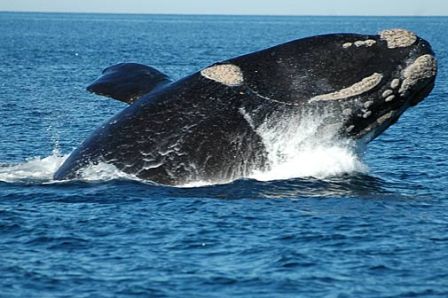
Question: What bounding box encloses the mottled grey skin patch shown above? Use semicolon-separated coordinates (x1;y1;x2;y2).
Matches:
399;54;437;96
377;111;395;125
363;111;372;118
309;73;383;102
201;64;244;86
346;125;355;132
380;29;417;49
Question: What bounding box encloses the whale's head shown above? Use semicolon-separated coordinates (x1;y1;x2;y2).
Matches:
232;29;437;143
312;29;438;143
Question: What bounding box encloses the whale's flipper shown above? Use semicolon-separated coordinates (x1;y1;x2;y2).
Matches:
87;63;171;104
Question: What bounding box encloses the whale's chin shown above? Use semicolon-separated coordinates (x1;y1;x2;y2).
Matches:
410;80;436;107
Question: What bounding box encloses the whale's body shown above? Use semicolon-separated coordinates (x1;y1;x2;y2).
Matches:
54;29;437;185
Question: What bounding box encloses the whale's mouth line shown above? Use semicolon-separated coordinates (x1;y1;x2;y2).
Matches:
245;86;301;107
351;75;436;142
245;68;436;144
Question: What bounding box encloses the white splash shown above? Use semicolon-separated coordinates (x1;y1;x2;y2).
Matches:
0;150;68;183
250;110;367;181
180;180;220;188
0;110;367;185
0;149;138;184
76;162;140;182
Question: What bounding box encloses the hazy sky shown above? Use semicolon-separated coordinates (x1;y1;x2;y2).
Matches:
1;0;447;16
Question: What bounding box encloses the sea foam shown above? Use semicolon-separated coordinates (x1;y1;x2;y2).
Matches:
0;111;367;185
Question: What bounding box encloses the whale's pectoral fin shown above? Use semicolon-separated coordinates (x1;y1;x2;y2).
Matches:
86;63;171;104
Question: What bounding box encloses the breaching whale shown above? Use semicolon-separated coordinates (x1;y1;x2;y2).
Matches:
54;29;437;185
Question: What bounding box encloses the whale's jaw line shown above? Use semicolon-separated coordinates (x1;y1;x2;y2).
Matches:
355;74;436;145
336;36;438;144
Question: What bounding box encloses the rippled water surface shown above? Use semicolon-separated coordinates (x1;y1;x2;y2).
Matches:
0;13;447;297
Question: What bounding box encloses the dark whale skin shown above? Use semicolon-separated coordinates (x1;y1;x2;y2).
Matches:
55;74;268;185
54;31;436;185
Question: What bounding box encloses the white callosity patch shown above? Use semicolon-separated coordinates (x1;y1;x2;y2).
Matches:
380;29;417;49
354;39;376;47
399;55;437;96
343;40;376;48
364;101;374;108
200;64;244;86
390;79;401;89
382;89;393;98
309;73;383;102
385;95;395;102
363;111;372;118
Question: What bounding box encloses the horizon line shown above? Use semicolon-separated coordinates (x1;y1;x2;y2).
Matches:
1;10;447;17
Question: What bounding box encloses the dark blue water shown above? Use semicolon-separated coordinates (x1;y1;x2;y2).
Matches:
1;13;447;297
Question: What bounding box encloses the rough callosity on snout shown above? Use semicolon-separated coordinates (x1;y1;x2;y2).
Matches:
399;55;437;96
380;29;417;49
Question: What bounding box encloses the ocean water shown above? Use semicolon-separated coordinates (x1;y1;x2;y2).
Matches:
0;12;447;297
